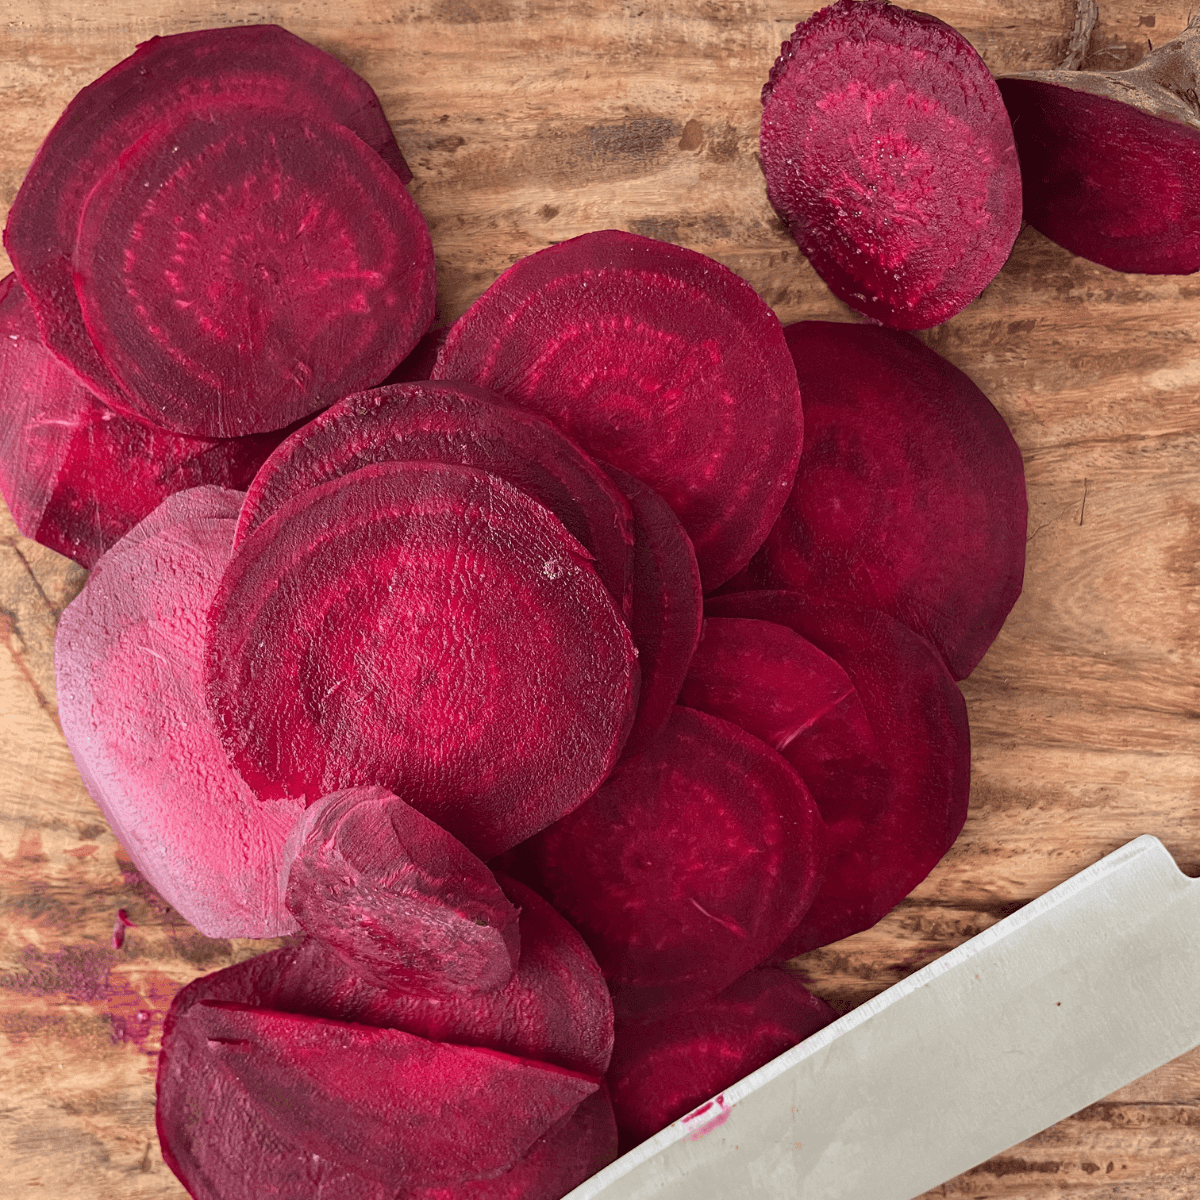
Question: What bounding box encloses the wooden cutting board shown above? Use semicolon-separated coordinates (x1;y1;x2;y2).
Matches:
2;0;1199;1196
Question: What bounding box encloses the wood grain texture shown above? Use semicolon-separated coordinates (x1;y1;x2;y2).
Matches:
3;1;1200;1196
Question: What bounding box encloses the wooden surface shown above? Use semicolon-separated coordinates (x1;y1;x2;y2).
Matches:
3;0;1200;1196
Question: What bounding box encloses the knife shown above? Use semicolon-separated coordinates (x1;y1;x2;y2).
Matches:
567;834;1200;1199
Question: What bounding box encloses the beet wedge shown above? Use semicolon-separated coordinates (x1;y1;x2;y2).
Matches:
431;229;803;591
4;24;410;412
746;322;1027;680
760;0;1022;328
206;460;638;859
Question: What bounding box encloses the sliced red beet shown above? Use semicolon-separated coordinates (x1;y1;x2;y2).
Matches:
707;592;970;956
206;461;637;858
4;24;410;411
760;0;1022;328
71;107;434;438
282;786;521;998
55;487;304;937
607;968;836;1149
0;273;287;567
504;706;826;1018
234;379;634;616
745;322;1026;680
431;229;803;590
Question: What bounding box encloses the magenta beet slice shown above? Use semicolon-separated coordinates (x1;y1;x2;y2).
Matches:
206;461;637;858
604;465;703;758
235;379;634;616
708;592;970;955
746;322;1026;680
0;274;286;567
282;786;521;997
506;706;826;1017
4;24;410;410
431;229;803;590
760;0;1021;328
71;108;434;438
55;487;304;937
608;968;836;1149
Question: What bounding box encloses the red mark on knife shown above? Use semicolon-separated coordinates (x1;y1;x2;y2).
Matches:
683;1093;731;1140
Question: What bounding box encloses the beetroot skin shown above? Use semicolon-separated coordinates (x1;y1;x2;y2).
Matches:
760;0;1022;328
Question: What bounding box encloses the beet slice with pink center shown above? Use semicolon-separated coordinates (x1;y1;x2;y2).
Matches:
431;229;803;590
4;24;410;411
282;786;521;998
55;487;304;938
745;322;1026;680
607;968;836;1149
235;379;634;617
760;0;1021;328
206;460;637;858
707;592;970;956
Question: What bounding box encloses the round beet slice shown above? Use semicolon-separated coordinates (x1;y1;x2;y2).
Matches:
760;0;1022;329
235;380;634;617
72;108;435;437
746;322;1027;680
206;460;637;859
431;229;803;591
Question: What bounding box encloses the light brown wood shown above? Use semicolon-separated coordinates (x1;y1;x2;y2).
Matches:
3;1;1200;1197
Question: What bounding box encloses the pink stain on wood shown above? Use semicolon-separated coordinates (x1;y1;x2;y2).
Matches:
682;1093;732;1140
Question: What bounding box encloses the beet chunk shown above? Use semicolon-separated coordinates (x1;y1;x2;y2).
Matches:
746;322;1027;680
282;786;521;998
607;968;836;1149
760;0;1021;328
431;229;803;590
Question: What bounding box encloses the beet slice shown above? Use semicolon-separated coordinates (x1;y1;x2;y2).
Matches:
206;460;637;858
71;107;434;438
4;24;410;410
707;592;970;956
607;968;836;1149
760;0;1022;328
383;324;451;384
745;322;1026;680
55;487;304;937
234;379;634;617
282;786;521;998
999;21;1200;274
431;229;803;590
506;706;826;1017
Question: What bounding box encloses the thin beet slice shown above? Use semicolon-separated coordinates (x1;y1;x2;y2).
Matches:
760;0;1022;328
746;322;1027;680
707;592;970;956
282;786;521;998
4;24;409;410
608;968;836;1149
604;465;703;757
506;706;826;1018
431;229;803;590
235;379;634;617
55;487;304;937
0;274;287;567
72;108;434;438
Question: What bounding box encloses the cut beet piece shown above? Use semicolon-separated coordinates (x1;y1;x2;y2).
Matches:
0;273;287;567
234;379;634;617
707;592;970;956
383;324;451;384
760;0;1022;328
55;487;304;937
999;21;1200;274
607;968;836;1149
4;24;410;411
206;461;637;858
745;322;1026;680
604;465;703;758
71;108;434;438
282;786;521;998
431;229;803;590
505;706;826;1018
